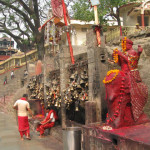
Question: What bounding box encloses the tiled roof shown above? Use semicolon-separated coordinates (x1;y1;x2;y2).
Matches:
0;37;11;41
0;55;10;61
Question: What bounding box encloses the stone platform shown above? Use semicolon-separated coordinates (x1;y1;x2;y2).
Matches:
82;122;150;150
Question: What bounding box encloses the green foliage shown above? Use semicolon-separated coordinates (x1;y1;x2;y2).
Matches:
71;0;137;25
71;0;94;21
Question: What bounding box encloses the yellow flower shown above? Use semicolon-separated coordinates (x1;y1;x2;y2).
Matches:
103;69;120;84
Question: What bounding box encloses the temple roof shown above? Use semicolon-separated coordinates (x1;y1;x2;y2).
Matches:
0;55;10;61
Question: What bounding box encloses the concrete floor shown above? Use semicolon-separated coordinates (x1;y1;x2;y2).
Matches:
0;112;63;150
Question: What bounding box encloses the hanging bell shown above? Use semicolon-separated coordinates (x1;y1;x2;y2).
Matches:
68;88;71;92
83;68;87;73
84;75;88;81
70;74;75;80
58;102;61;108
75;102;79;111
70;86;74;92
74;71;78;75
80;80;85;86
48;102;51;107
55;101;58;107
85;82;88;87
81;74;85;80
75;94;79;98
77;84;82;89
75;106;79;111
41;101;44;105
85;96;88;101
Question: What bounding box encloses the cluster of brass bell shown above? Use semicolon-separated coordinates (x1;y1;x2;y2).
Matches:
27;76;44;100
45;75;61;108
64;67;89;111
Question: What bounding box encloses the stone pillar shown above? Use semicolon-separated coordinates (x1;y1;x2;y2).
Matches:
86;29;108;124
59;45;71;129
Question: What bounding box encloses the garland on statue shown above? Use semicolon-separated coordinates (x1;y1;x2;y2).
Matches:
103;69;120;84
106;75;125;124
113;48;119;63
121;37;127;53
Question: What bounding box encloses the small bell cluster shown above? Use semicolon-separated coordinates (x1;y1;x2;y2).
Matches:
27;75;44;100
45;71;61;108
64;64;89;111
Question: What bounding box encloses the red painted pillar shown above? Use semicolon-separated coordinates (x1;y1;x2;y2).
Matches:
120;26;122;36
141;8;145;29
141;14;145;28
61;0;75;64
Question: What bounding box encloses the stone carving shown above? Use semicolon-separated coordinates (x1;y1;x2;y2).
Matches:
103;37;149;128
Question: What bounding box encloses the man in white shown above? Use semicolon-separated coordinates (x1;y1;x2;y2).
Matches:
13;94;33;140
11;70;14;79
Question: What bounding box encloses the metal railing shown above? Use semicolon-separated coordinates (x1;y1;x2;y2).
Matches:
105;26;150;43
0;49;38;74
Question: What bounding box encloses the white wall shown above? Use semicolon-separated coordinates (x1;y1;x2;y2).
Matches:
71;27;87;46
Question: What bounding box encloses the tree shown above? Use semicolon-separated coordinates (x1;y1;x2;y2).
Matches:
0;0;50;60
71;0;94;22
71;0;137;25
101;0;137;26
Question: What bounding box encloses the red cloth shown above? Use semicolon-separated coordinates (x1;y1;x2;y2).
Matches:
35;60;42;75
51;0;64;18
18;116;30;137
20;97;27;101
36;122;55;135
36;110;58;135
43;110;58;123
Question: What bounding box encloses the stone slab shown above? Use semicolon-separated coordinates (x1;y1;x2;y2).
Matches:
83;122;150;150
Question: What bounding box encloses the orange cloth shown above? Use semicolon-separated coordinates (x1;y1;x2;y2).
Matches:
35;60;42;75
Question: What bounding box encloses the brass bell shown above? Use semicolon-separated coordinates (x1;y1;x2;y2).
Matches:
70;74;75;80
80;80;85;86
58;102;61;107
76;85;82;92
85;83;88;87
75;106;79;111
75;94;79;98
81;74;85;79
68;88;71;92
85;96;88;101
75;71;78;75
84;75;88;81
75;102;79;111
48;102;51;107
41;101;44;105
55;101;58;107
74;90;78;95
83;68;87;73
70;86;74;91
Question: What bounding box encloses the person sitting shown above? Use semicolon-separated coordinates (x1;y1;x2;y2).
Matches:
36;106;58;138
135;23;142;33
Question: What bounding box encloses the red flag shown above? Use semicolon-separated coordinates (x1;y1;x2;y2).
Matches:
51;0;64;18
